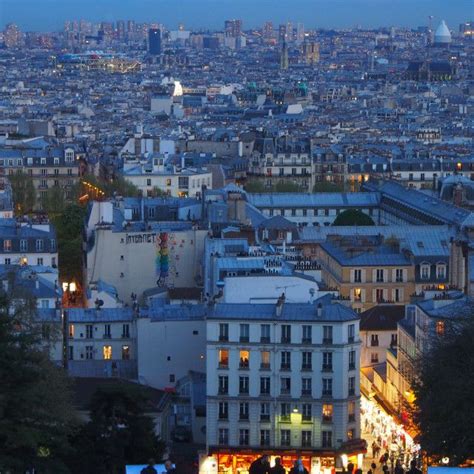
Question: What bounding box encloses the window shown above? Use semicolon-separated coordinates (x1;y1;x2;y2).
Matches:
436;265;446;280
371;334;379;347
436;321;445;336
349;350;356;370
218;429;229;445
302;352;312;370
20;239;27;252
218;402;228;420
376;269;384;282
260;402;270;421
281;351;291;370
281;402;291;420
353;288;362;302
347;429;355;440
322;403;333;422
239;350;249;369
240;323;249;342
395;268;404;282
122;345;130;360
239;402;249;420
348;376;356;396
281;325;291;343
302;403;312;422
3;240;12;252
260;377;270;395
371;353;379;363
261;351;270;369
322;431;332;448
4;258;10;265
348;401;356;422
239;429;249;446
219;349;229;368
85;346;93;360
280;429;291;446
36;239;44;251
218;376;228;394
68;346;74;360
239;376;249;394
323;325;333;344
260;429;270;446
122;324;130;338
302;325;312;343
376;288;384;302
280;377;291;395
104;324;111;338
322;378;332;396
260;324;270;343
219;323;229;341
37;258;43;266
86;325;93;338
302;431;312;448
68;324;75;338
354;269;362;283
390;333;397;347
103;345;112;360
348;324;355;343
421;265;430;280
322;352;333;371
302;377;312;396
147;178;152;186
394;288;402;303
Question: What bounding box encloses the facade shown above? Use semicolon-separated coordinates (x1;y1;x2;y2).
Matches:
122;155;213;198
148;28;161;55
0;217;58;268
314;236;415;312
85;202;208;304
204;298;365;474
0;141;83;209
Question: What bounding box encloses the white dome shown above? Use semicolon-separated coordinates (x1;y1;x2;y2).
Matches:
434;20;452;44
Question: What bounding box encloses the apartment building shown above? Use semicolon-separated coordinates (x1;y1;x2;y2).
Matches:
315;235;415;312
204;297;365;474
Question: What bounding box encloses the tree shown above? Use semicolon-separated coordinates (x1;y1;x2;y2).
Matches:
412;317;474;465
332;209;375;226
0;286;75;473
81;174;141;199
273;181;303;193
313;181;345;193
51;205;88;283
67;383;165;474
9;172;36;213
244;179;265;193
42;186;66;215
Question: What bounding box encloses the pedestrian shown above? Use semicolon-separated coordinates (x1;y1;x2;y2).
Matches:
407;461;421;474
141;459;158;474
250;455;271;474
270;458;286;474
394;460;404;474
347;462;355;474
369;462;377;474
289;459;308;474
382;464;389;474
164;460;177;474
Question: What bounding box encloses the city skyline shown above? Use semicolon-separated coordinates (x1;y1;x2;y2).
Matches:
0;0;471;31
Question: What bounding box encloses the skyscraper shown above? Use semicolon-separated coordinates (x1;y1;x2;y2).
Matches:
280;42;289;70
224;19;242;38
148;28;161;55
263;21;273;40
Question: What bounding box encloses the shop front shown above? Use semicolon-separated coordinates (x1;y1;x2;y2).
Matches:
199;442;366;474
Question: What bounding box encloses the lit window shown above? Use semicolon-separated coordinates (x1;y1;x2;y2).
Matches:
239;350;249;368
353;288;362;302
166;178;172;186
322;404;333;422
103;345;112;360
435;321;445;336
69;324;74;338
261;350;270;369
218;349;229;368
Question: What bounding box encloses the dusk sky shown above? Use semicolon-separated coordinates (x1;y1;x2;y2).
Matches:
0;0;472;31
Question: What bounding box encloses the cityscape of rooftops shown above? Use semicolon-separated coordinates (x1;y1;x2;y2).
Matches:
0;1;473;473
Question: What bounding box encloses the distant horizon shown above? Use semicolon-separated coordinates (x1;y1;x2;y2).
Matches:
0;0;471;32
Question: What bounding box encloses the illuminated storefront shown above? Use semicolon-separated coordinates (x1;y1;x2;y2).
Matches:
200;442;366;474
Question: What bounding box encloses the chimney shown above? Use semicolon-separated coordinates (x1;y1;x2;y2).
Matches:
275;292;285;317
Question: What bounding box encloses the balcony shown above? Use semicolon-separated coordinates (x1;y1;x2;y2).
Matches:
218;363;229;369
280;364;291;371
218;335;229;342
301;389;312;396
348;336;355;343
301;338;312;345
103;334;112;339
240;336;249;343
281;337;291;344
322;390;332;397
239;414;249;421
260;414;270;422
322;416;333;424
322;338;333;345
218;388;228;395
322;365;333;372
260;363;271;370
301;365;312;371
349;363;356;371
260;337;271;343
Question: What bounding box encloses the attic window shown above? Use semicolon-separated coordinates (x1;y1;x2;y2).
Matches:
417;242;424;248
